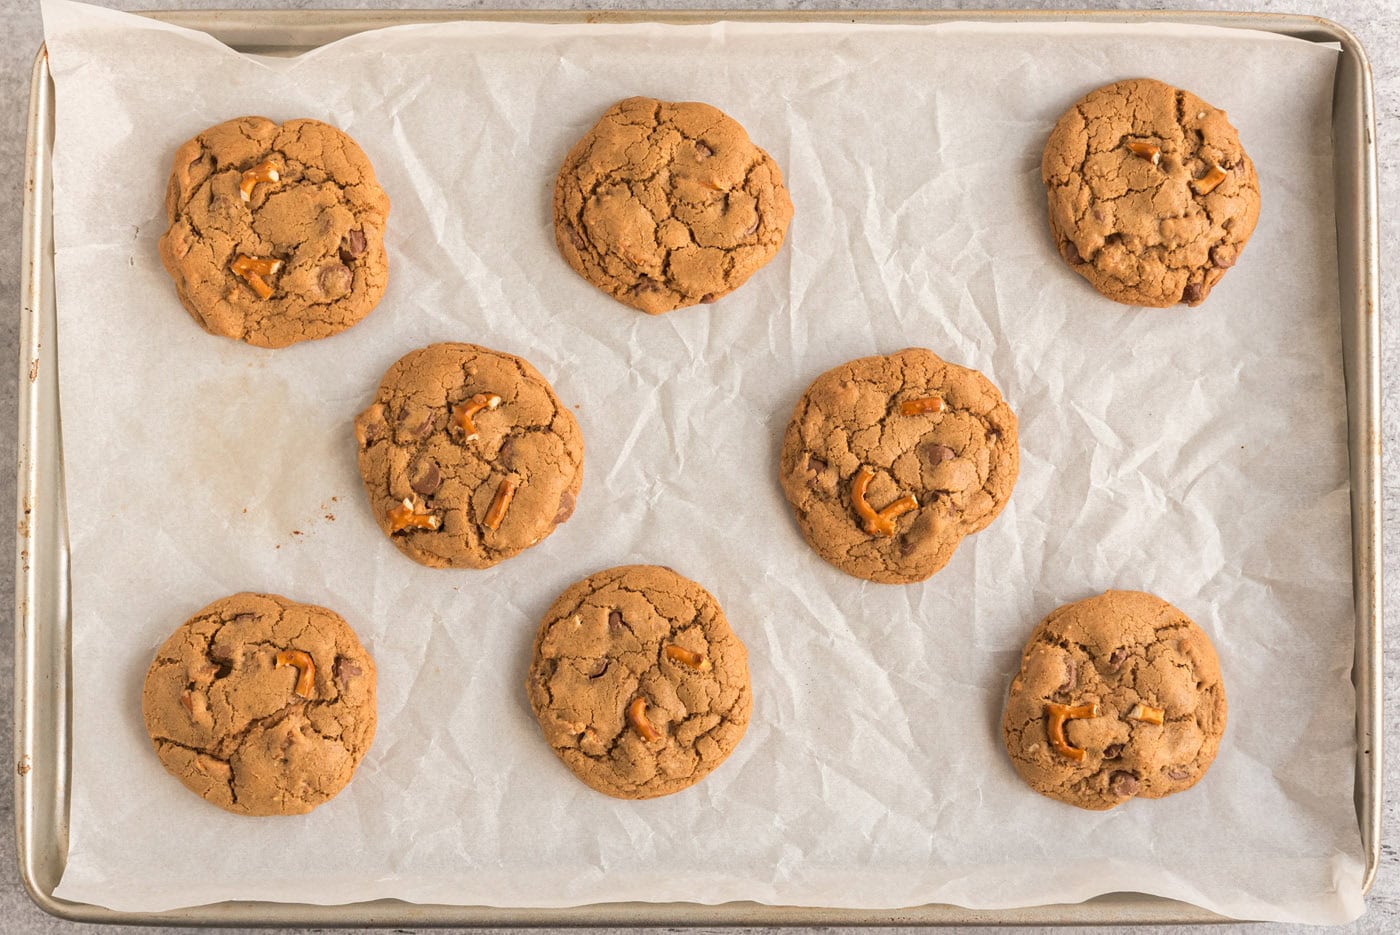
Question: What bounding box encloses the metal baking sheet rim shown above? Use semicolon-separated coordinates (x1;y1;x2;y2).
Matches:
13;8;1381;927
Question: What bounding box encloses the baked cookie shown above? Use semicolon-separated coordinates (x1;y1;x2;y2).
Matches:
1001;590;1227;811
553;96;794;314
157;116;390;348
141;592;377;816
526;565;752;799
778;348;1019;584
354;343;583;569
1042;78;1260;307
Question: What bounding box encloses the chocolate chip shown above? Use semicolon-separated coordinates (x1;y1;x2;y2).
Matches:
319;263;353;296
633;276;663;295
608;610;625;636
922;442;955;465
745;216;760;237
410;461;441;496
498;437;515;467
1060;657;1077;693
211;657;234;680
1108;647;1128;672
1109;770;1140;797
1062;240;1086;265
553;489;576;525
1181;281;1204;304
587;659;609;679
806;455;828;474
1102;743;1123;760
355;405;386;445
398;408;433;440
339;227;367;264
695;141;713;159
229;614;254;626
334;656;362;689
568;225;586;251
1210;244;1236;268
1166;766;1191;781
699;293;718;304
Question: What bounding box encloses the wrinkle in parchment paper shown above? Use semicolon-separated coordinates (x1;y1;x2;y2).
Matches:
41;0;1362;923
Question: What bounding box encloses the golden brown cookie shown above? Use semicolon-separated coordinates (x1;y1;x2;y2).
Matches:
354;342;584;569
141;592;377;816
553;96;794;314
1002;590;1227;811
157;116;390;347
526;565;752;799
1042;78;1260;307
778;348;1019;584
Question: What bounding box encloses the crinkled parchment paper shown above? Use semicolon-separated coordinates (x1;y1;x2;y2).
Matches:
41;0;1362;922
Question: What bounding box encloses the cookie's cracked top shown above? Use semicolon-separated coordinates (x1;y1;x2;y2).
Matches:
526;565;752;799
141;592;377;816
779;348;1020;584
157;116;391;348
354;342;584;570
1042;78;1260;308
553;96;794;314
1001;590;1227;811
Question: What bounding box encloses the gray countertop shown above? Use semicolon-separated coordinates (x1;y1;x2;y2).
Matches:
1;0;1394;932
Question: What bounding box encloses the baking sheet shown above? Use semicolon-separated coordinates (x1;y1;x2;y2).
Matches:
40;0;1364;923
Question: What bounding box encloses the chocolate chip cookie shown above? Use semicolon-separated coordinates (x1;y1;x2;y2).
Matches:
141;592;377;816
1001;590;1227;811
526;565;752;799
157;116;391;348
355;342;584;569
1042;78;1260;307
553;96;794;314
778;348;1019;584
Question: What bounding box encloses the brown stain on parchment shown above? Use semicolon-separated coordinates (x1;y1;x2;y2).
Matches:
173;369;348;549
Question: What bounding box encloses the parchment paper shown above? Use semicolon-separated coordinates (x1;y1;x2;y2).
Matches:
41;0;1363;923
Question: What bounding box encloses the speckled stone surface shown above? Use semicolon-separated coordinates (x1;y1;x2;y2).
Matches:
0;1;1393;932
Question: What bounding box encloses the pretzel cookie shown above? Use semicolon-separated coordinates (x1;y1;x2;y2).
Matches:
779;348;1019;584
158;116;390;347
1042;78;1259;307
142;592;377;816
526;565;751;799
354;343;583;569
554;96;793;314
1002;590;1227;810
